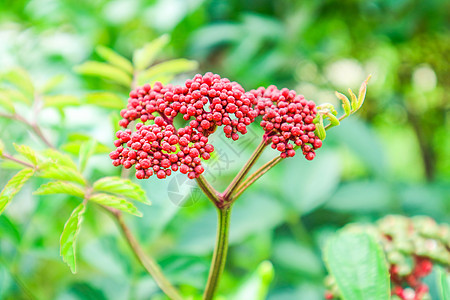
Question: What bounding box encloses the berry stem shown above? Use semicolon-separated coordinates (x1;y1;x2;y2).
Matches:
108;208;183;300
196;174;221;205
232;118;346;200
203;206;232;300
232;155;282;200
222;139;267;200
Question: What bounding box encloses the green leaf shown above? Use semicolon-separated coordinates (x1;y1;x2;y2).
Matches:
61;135;111;156
74;61;132;87
0;139;4;156
60;203;86;273
327;113;340;127
0;215;21;243
34;181;84;198
437;266;450;300
43;95;80;108
315;115;326;140
41;149;78;170
133;35;170;70
13;143;38;166
41;74;65;94
335;91;351;116
39;165;85;185
324;232;390;300
357;75;371;110
79;139;97;172
85;92;125;109
89;193;142;217
348;88;358;112
234;261;275;300
110;112;121;137
2;68;34;99
0;92;15;113
138;59;198;83
92;176;150;204
3;89;31;105
96;45;133;74
0;168;34;215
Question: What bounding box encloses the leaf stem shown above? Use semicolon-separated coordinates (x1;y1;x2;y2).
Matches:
107;208;183;300
203;206;232;300
1;153;36;169
0;112;54;148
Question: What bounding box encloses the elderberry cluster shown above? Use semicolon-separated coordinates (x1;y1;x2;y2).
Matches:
391;256;433;300
249;85;322;160
110;73;325;180
324;215;450;300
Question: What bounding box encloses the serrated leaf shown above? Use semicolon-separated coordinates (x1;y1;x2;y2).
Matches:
133;35;170;70
0;169;34;215
2;68;34;99
60;203;86;273
348;88;358;112
13;143;38;166
324;232;390;300
74;61;132;87
139;59;198;83
437;266;450;300
96;45;133;74
41;149;78;170
0;92;15;113
327;113;340;127
92;176;150;204
39;165;85;185
79;139;97;172
335;91;351;116
34;181;84;198
89;193;142;217
41;74;65;94
43;95;80;108
85;92;125;109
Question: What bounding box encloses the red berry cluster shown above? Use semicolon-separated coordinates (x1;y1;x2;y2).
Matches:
110;73;262;180
110;73;324;179
249;85;322;159
391;256;433;300
172;73;258;140
110;118;214;179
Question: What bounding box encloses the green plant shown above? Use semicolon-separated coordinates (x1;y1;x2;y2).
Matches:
1;36;447;300
324;215;450;300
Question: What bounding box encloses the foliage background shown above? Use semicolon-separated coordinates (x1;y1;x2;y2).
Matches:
0;0;449;299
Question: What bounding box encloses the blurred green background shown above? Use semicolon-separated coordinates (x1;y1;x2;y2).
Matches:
0;0;449;299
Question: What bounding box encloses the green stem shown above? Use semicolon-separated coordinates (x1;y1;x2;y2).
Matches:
222;139;267;200
232;156;282;201
111;209;183;300
196;175;220;206
203;206;232;300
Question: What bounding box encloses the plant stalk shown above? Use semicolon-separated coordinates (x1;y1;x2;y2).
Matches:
112;210;183;300
203;206;232;300
222;139;267;200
